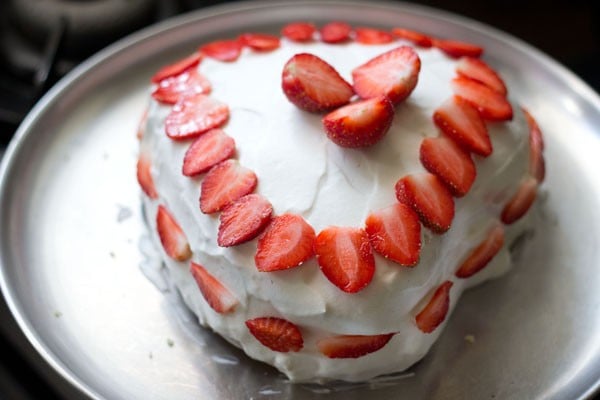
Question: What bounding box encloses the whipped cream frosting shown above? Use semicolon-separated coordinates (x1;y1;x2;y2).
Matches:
139;38;534;382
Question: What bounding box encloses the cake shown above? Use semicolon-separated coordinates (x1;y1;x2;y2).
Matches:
136;22;545;382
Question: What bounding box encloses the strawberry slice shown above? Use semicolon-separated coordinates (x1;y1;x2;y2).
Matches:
392;28;433;47
152;68;212;105
433;95;492;157
365;203;421;266
315;226;375;293
317;333;394;359
320;21;352;43
419;136;477;197
190;262;238;313
200;160;257;214
281;53;354;113
136;107;148;140
245;317;303;352
456;57;507;96
452;77;513;121
282;22;316;42
151;52;202;83
218;194;273;247
433;38;483;58
415;281;453;333
355;27;395;44
239;33;281;51
352;45;421;104
200;39;243;62
136;151;158;199
395;173;455;234
523;108;545;182
455;224;505;278
255;214;316;271
156;205;192;261
165;93;229;140
501;177;538;225
322;96;394;148
182;129;235;176
522;108;545;150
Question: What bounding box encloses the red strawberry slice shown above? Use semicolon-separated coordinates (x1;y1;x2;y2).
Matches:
456;57;507;96
136;151;158;199
355;27;394;44
281;53;354;113
452;77;513;121
245;317;303;352
415;281;453;333
419;136;477;197
433;95;492;156
433;38;483;58
151;52;202;83
352;45;421;104
239;33;281;51
165;93;229;140
200;39;243;62
392;28;433;47
322;96;394;148
282;22;316;42
152;68;212;105
314;226;375;293
317;333;394;359
320;21;352;43
522;108;545;150
501;177;538;225
200;160;257;214
218;194;273;247
365;203;421;266
182;129;235;176
190;262;238;313
523;108;545;182
395;173;455;234
156;205;192;261
255;214;316;271
455;224;505;278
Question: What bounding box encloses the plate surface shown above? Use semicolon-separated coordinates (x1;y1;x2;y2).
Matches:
2;1;600;399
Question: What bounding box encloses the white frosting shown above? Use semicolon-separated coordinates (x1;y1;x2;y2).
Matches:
140;38;534;382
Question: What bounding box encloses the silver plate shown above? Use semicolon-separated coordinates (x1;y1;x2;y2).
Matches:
2;1;600;399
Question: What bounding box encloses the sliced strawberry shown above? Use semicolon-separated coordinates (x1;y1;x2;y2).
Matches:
433;38;483;58
352;45;421;104
455;224;505;278
320;21;352;43
522;108;545;150
199;160;257;214
452;77;513;121
137;107;148;140
365;203;421;266
391;28;433;47
322;96;394;148
200;39;243;62
419;136;477;197
255;214;316;271
395;173;455;234
190;262;238;313
355;27;395;44
317;333;394;359
315;226;375;293
136;151;158;199
151;52;202;83
156;205;192;261
501;177;538;225
152;68;212;105
165;93;229;140
282;22;316;42
218;194;273;247
433;95;492;156
282;53;354;113
456;57;507;96
182;129;235;176
523;108;545;182
245;317;303;352
415;281;453;333
239;33;280;51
